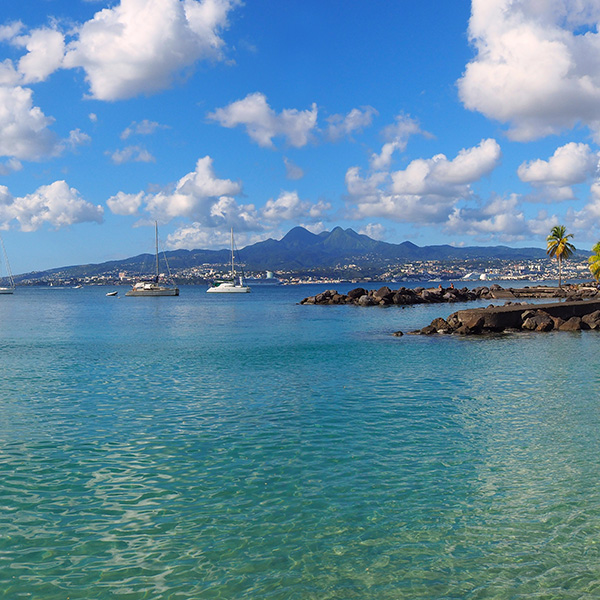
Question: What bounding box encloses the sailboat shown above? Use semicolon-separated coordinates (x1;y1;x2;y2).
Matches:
207;228;251;293
0;233;15;294
126;222;179;297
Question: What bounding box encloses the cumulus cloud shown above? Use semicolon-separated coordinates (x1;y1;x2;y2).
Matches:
518;142;598;188
391;138;501;195
0;86;60;160
63;0;240;100
0;180;103;231
359;222;387;240
106;191;145;216
108;146;155;165
345;139;502;226
14;28;65;84
446;194;558;241
261;190;330;223
370;114;429;171
571;180;600;233
208;92;318;148
166;222;269;250
458;0;600;140
107;155;244;223
325;106;377;141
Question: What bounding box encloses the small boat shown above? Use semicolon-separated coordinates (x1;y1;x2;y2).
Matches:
106;291;118;297
126;222;179;297
0;233;15;294
207;228;251;293
73;285;83;289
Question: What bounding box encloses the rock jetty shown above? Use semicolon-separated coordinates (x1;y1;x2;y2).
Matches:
300;284;598;307
406;299;600;336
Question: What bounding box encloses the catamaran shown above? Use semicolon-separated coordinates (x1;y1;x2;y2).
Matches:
207;228;251;293
126;222;179;297
0;233;15;294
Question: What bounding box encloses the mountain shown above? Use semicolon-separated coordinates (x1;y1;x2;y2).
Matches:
15;226;579;282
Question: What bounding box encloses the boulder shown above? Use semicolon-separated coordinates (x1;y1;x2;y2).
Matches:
521;311;554;332
373;286;392;300
419;324;438;335
559;316;583;331
347;287;367;300
357;294;375;307
582;310;600;329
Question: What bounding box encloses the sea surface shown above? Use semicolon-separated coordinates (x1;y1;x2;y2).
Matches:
1;283;600;599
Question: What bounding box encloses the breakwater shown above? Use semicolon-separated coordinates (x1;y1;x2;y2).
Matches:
300;284;598;307
406;299;600;336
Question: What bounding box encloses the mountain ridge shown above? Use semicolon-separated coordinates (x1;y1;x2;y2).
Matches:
13;226;585;282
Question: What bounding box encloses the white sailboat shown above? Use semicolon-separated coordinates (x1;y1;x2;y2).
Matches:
207;228;251;293
126;222;179;297
0;233;15;294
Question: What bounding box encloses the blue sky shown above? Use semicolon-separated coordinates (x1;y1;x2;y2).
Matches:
2;0;600;273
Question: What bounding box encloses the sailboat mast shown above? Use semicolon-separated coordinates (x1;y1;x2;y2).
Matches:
230;227;234;277
155;221;160;281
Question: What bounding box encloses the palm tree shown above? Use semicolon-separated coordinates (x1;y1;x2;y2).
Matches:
589;242;600;282
546;225;575;288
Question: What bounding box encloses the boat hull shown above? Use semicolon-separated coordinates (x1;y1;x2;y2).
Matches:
126;287;179;296
207;284;250;293
0;287;14;294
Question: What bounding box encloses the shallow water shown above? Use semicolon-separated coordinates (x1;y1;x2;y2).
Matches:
1;284;600;599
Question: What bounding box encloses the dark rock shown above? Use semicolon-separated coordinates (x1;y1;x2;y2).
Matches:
430;317;450;331
522;311;554;331
373;286;392;300
357;294;375;307
392;330;403;337
347;287;367;300
559;316;582;331
461;314;485;333
419;325;438;335
582;310;600;329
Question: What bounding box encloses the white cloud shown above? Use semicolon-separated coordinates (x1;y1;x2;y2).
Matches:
518;142;598;186
107;156;243;223
0;158;22;176
345;139;502;226
208;92;318;148
261;190;330;223
0;86;60;160
63;0;240;101
106;191;145;216
0;180;103;231
121;119;168;139
391;139;501;195
109;145;155;165
446;194;557;241
0;59;20;86
165;222;267;250
359;223;387;240
283;157;304;180
326;106;377;141
66;129;91;150
571;180;600;233
370;114;428;170
89;113;98;123
14;28;65;84
458;0;600;141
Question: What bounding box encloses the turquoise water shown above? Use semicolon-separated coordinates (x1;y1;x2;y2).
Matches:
1;284;600;599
